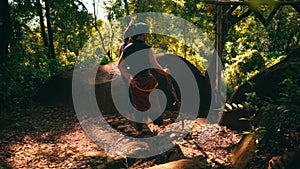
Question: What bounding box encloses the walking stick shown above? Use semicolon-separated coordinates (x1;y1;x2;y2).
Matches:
164;65;184;129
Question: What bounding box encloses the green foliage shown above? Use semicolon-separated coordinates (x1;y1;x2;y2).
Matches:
77;20;121;68
0;0;94;111
0;57;53;111
223;102;244;112
3;0;299;113
223;13;269;90
50;0;93;65
241;71;300;154
103;1;299;94
224;92;267;137
279;77;300;104
223;5;299;92
257;102;300;155
279;60;300;104
267;6;300;52
148;34;207;73
100;55;113;65
224;49;266;89
103;0;214;72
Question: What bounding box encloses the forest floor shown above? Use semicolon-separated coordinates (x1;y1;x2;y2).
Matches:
0;105;243;169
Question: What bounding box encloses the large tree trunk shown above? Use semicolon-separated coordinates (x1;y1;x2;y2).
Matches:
45;0;56;59
36;0;49;52
0;0;11;63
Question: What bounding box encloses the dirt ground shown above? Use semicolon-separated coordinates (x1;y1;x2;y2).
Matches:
0;105;243;169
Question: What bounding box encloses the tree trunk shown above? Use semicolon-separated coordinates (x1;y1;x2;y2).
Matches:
123;0;130;15
36;0;49;53
0;0;11;63
92;0;112;61
45;0;56;59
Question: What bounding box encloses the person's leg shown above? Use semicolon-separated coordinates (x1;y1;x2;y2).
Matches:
130;87;146;134
153;116;163;126
121;76;134;120
128;90;135;121
148;90;164;126
134;110;144;131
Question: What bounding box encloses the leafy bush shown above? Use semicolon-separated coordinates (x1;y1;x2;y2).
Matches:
224;49;266;90
0;55;66;111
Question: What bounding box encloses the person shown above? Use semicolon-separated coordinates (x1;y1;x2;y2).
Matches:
117;22;169;135
118;20;137;123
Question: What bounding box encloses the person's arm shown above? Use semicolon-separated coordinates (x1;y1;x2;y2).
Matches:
148;49;169;75
117;55;132;81
118;42;124;57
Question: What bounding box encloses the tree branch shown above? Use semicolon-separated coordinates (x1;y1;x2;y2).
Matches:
248;5;266;26
265;4;280;26
92;0;110;60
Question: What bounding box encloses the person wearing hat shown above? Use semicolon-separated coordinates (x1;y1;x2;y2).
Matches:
118;22;169;136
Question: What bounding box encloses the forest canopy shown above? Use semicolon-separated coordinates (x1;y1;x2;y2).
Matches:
0;0;299;111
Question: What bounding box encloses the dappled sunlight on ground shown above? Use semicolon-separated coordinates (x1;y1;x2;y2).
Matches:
0;106;108;168
0;105;243;168
6;129;106;168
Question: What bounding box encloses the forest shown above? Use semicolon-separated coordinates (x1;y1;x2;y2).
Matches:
0;0;300;168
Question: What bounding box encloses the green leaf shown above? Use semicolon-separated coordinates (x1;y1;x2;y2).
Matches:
225;103;233;110
238;104;244;109
255;126;266;131
242;131;252;135
239;118;249;121
232;103;238;109
259;130;267;134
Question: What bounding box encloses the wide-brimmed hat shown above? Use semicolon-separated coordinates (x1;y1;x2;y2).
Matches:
134;22;149;35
